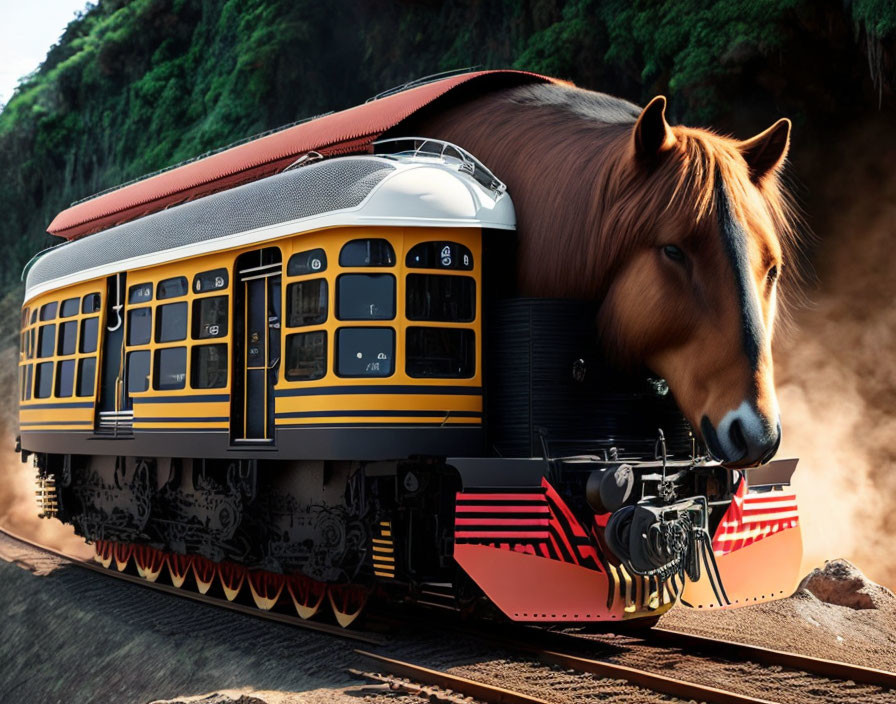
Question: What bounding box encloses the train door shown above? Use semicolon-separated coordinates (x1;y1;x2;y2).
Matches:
231;248;282;443
98;272;129;431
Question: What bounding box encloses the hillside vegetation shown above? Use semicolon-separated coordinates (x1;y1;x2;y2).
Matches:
0;0;893;338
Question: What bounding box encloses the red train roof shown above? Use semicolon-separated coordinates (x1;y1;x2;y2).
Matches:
49;70;557;240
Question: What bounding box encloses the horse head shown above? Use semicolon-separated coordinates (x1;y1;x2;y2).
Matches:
412;82;796;467
597;97;794;467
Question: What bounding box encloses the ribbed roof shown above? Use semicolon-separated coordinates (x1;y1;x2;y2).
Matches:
48;70;554;240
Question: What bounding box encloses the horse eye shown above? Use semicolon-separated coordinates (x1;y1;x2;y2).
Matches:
767;265;779;283
662;245;685;263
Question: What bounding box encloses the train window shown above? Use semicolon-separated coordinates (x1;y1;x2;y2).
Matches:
21;307;29;328
58;321;78;356
406;275;475;322
287;279;327;327
127;308;152;346
61;297;80;318
38;325;56;358
80;318;99;354
29;328;35;358
192;296;228;339
191;344;228;388
193;268;229;293
158;276;188;300
154;347;187;390
337;274;395;320
40;302;58;321
24;364;33;401
339;239;395;267
156;302;188;343
406;328;475;378
128;283;153;304
82;293;101;314
77;358;96;397
285;331;327;381
288;249;327;276
35;362;53;398
19;366;26;401
336;328;394;377
56;359;75;398
126;350;151;394
406;242;474;270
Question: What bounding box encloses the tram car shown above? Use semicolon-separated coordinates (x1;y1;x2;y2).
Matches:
16;71;803;627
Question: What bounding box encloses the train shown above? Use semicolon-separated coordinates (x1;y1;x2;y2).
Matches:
16;70;803;627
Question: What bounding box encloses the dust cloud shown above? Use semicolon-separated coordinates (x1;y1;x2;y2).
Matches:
777;115;896;588
0;346;90;557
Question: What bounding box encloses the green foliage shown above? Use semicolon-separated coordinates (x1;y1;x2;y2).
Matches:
0;0;894;303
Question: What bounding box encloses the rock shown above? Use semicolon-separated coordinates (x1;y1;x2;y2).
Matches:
149;694;269;704
798;559;895;610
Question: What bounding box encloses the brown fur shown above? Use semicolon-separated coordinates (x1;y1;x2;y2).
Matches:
408;83;799;457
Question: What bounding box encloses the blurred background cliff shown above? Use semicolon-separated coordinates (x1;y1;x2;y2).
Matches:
0;0;894;583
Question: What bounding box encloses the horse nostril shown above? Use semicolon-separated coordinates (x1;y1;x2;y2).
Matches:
728;418;747;457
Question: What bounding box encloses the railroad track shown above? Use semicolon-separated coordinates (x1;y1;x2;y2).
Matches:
4;526;896;704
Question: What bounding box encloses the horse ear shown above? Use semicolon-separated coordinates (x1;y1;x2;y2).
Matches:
633;96;675;161
740;118;791;182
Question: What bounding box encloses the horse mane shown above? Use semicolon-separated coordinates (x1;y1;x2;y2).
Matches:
410;82;801;305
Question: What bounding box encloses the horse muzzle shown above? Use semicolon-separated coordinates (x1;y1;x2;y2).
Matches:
700;402;781;468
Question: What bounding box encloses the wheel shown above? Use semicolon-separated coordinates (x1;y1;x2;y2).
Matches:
286;574;327;620
134;545;166;582
327;583;369;628
167;553;193;588
94;540;113;568
217;562;247;601
113;542;134;572
192;556;216;594
248;570;285;610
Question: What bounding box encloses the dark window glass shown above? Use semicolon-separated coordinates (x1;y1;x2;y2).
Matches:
58;321;77;356
339;239;395;267
77;358;96;397
82;293;101;314
38;325;56;358
285;331;327;381
191;344;228;389
24;364;33;401
128;308;152;346
406;241;474;270
129;283;153;303
40;302;57;321
407;328;475;378
154;347;187;390
21;307;29;328
35;362;53;398
336;328;394;377
80;318;99;354
193;268;229;293
406;275;475;322
126;350;150;394
288;248;327;276
19;365;26;401
287;279;327;327
337;274;395;320
192;296;228;339
156;302;188;342
158;276;188;299
61;297;79;317
56;359;75;397
29;328;35;358
30;310;37;325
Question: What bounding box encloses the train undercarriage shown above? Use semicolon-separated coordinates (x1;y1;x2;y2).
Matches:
26;443;801;627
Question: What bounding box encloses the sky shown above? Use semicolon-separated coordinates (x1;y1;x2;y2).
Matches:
0;0;90;107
